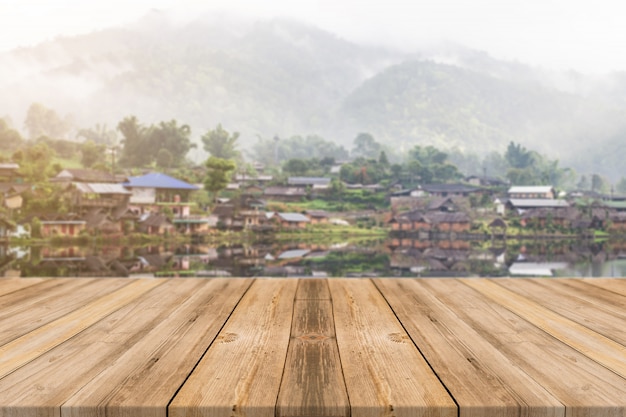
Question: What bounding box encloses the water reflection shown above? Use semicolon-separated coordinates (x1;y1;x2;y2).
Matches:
2;238;626;278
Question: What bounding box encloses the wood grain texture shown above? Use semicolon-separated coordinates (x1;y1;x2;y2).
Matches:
0;278;130;346
0;278;46;297
449;279;626;416
374;278;563;417
277;279;349;417
462;278;626;380
296;278;331;300
0;278;164;380
495;278;626;345
0;279;201;417
169;278;298;417
62;278;252;417
329;278;457;417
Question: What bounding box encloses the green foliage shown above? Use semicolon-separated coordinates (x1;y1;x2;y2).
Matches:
0;118;23;154
252;134;348;166
12;142;57;182
201;124;241;161
351;133;381;159
80;140;106;168
24;102;73;139
204;156;236;200
117;116;195;168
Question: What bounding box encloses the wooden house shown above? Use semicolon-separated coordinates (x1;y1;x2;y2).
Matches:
508;186;555;200
52;168;118;183
136;213;175;235
304;210;330;225
272;212;311;229
40;219;87;237
427;212;471;233
124;173;200;218
70;183;131;213
263;187;306;202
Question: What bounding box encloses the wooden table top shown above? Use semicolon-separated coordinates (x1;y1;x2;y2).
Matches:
1;277;625;417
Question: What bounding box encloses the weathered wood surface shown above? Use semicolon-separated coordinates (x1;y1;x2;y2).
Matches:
1;277;626;417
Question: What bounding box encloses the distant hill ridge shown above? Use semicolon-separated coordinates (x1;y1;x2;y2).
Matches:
2;12;626;179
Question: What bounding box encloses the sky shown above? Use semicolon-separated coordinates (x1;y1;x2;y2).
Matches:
1;0;624;74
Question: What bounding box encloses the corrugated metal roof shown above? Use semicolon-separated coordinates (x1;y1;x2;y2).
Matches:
278;212;310;222
288;177;331;185
124;173;200;190
508;186;554;194
75;183;132;194
509;199;569;208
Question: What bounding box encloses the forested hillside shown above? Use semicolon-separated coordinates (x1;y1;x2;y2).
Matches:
3;11;626;179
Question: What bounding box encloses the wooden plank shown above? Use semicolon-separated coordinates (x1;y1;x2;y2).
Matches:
0;278;46;297
296;278;330;300
447;279;626;416
62;278;253;417
496;278;626;345
374;278;563;417
580;278;626;297
462;278;626;379
0;278;164;379
169;278;298;417
277;279;349;417
329;278;457;417
0;278;131;346
0;279;210;417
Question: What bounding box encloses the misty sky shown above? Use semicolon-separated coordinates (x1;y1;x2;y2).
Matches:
1;0;624;74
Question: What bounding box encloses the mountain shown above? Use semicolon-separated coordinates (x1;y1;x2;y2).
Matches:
2;11;626;179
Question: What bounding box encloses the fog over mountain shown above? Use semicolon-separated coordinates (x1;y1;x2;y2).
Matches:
3;11;626;179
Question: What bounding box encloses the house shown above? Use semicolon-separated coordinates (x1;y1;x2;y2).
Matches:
427;212;471;233
0;184;29;210
304;210;330;224
508;186;555;199
211;204;236;227
390;210;432;232
287;177;331;190
0;163;22;183
52;168;118;184
174;215;218;235
69;183;131;213
507;199;569;214
520;207;579;228
136;212;175;235
123;173;200;218
83;209;123;235
609;212;626;232
272;212;311;228
263;186;307;202
40;218;87;237
421;184;482;198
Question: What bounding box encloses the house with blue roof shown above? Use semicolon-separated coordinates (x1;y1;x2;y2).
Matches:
123;173;200;218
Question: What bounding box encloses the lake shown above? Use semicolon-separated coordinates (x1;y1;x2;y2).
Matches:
3;238;626;278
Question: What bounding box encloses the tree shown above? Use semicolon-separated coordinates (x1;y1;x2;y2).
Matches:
76;124;117;145
156;148;174;169
118;116;149;167
351;133;381;159
283;158;311;176
505;141;536;169
0;118;23;153
201;124;241;161
117;117;194;168
204;156;236;202
81;140;106;168
148;120;195;167
23;102;72;139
